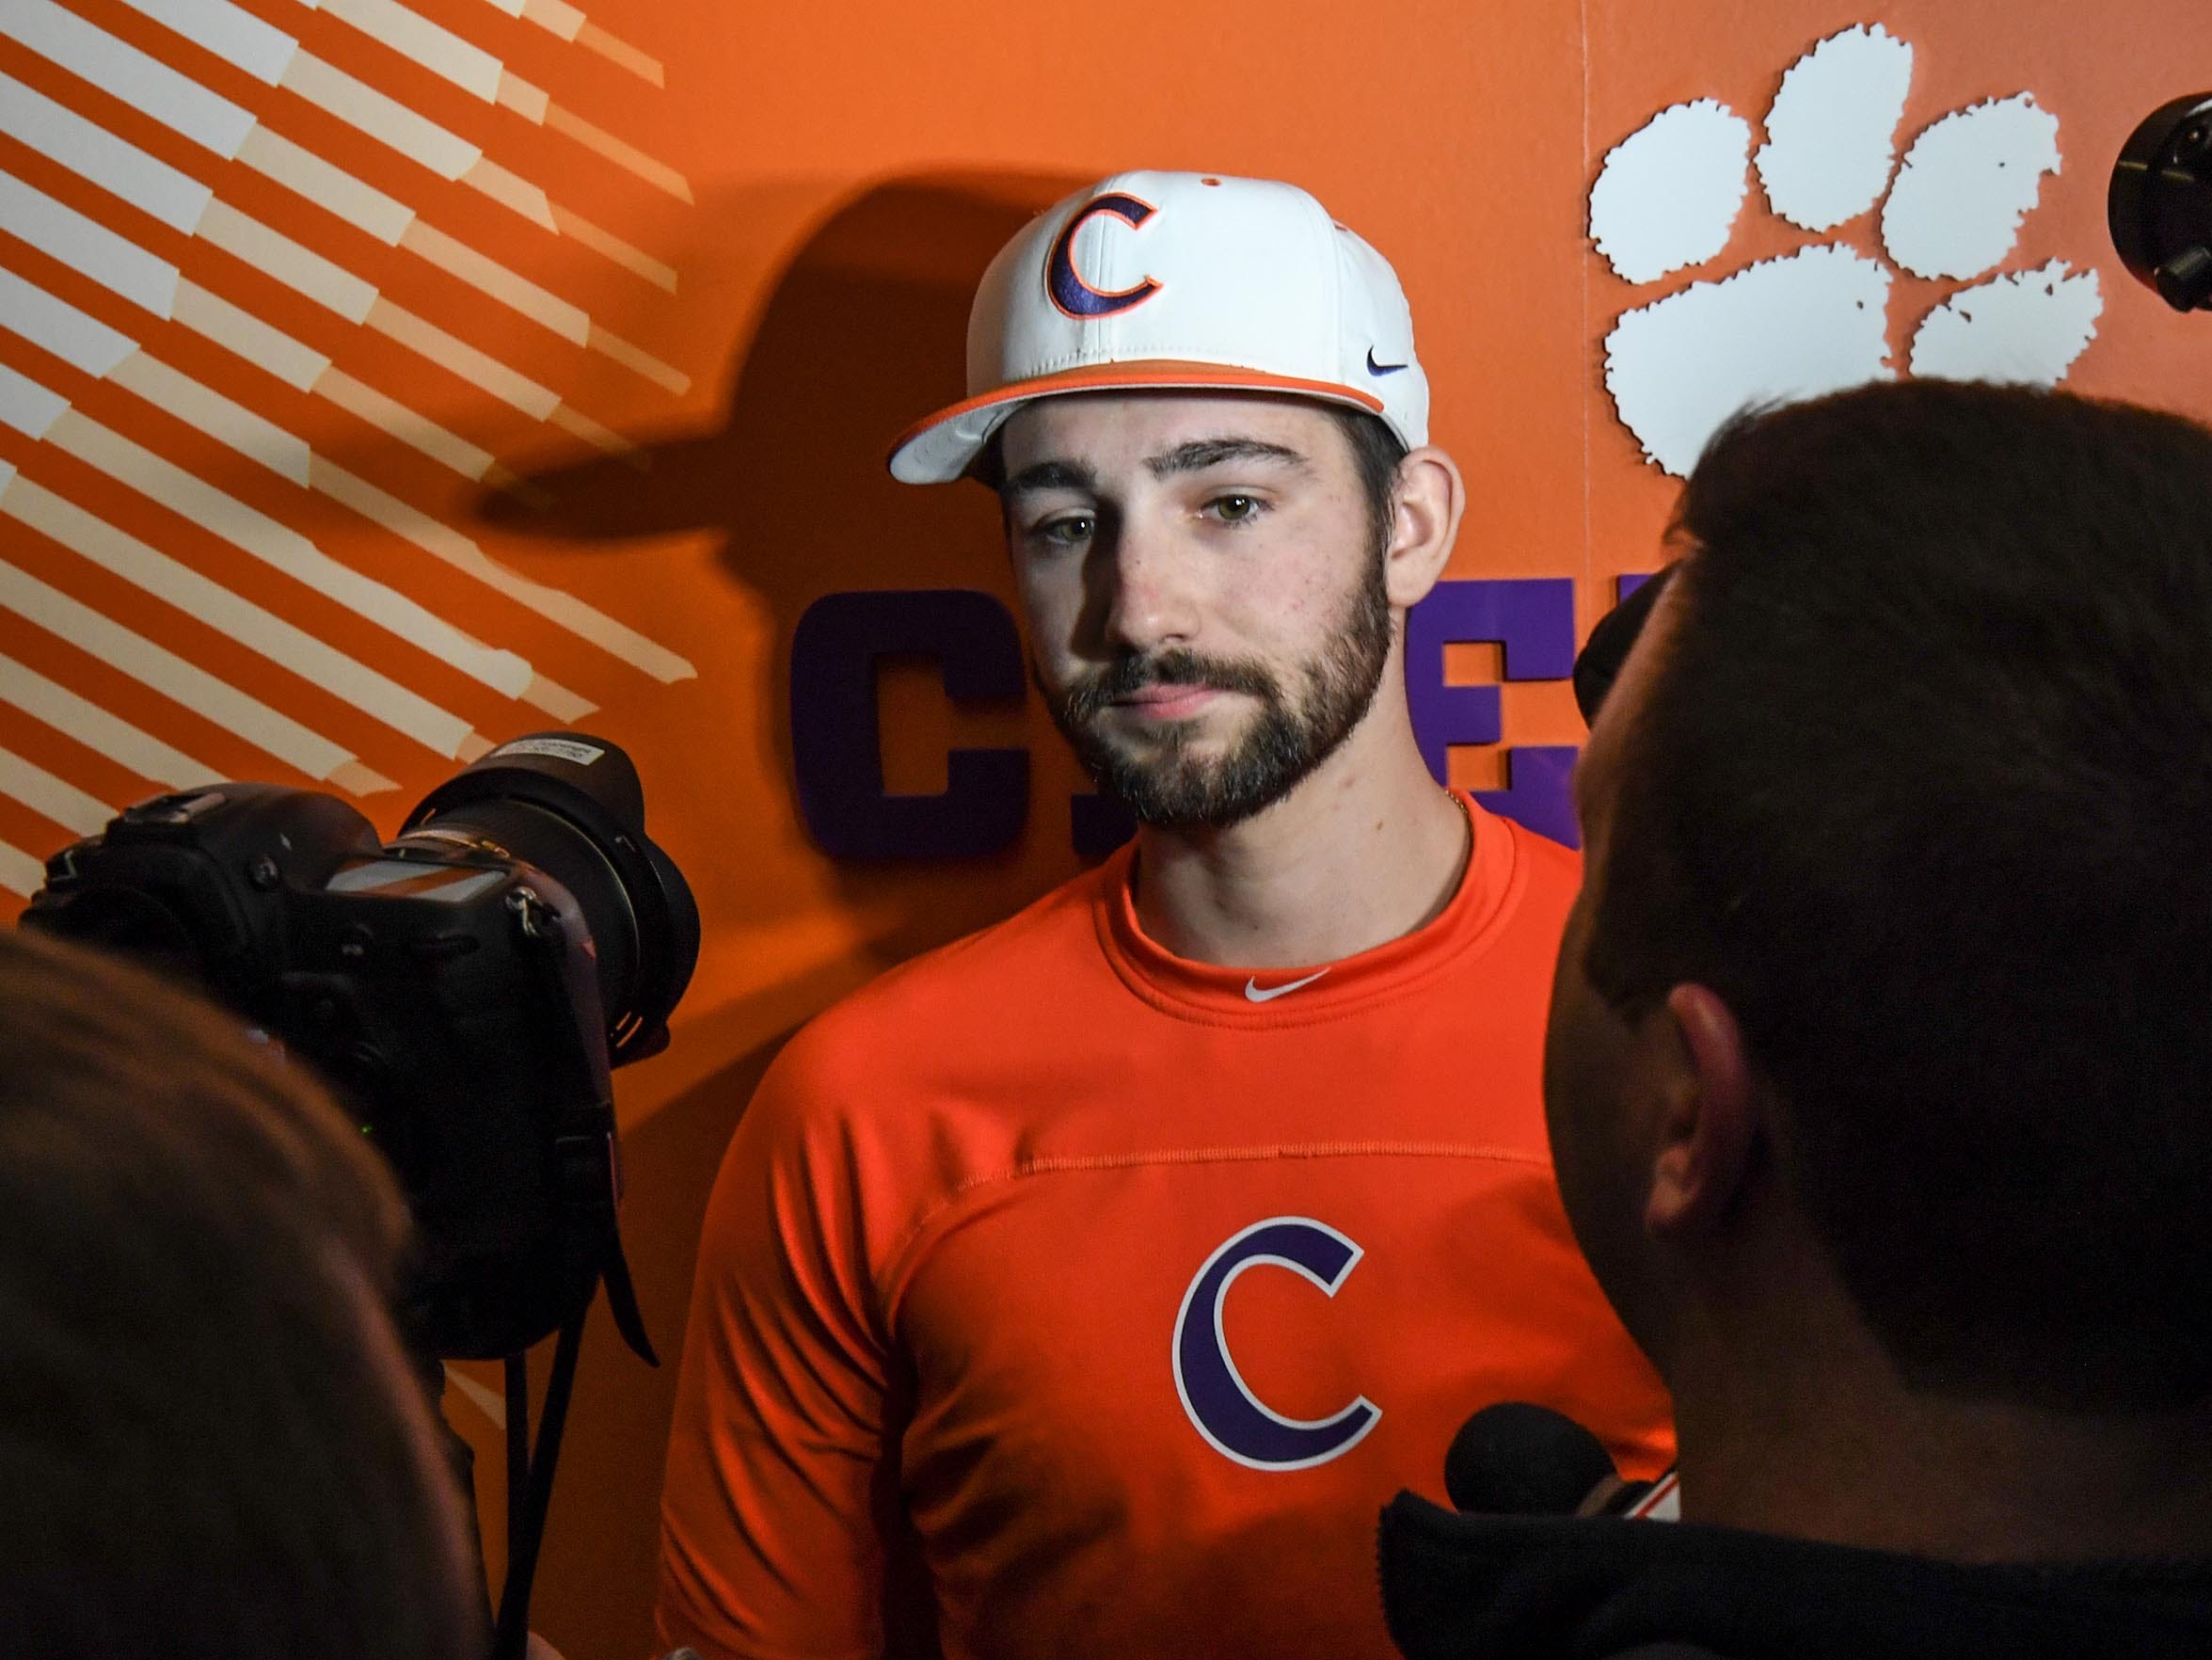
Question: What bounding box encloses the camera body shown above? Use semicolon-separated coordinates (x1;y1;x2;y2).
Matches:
23;735;696;1360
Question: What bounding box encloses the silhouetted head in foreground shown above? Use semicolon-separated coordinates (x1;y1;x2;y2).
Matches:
1552;380;2212;1559
0;926;480;1659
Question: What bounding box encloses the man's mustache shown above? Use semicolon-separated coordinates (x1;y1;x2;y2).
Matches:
1058;649;1281;723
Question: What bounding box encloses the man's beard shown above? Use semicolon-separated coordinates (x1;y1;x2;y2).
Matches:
1037;546;1395;832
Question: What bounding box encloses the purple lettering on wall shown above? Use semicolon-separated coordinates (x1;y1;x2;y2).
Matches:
790;578;1625;860
1405;578;1580;847
1474;745;1582;849
789;589;1029;858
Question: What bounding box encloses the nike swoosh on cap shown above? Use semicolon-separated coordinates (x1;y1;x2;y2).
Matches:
1365;347;1409;376
1244;968;1330;1003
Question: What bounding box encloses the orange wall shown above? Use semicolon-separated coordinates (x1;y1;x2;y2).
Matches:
6;2;2212;1654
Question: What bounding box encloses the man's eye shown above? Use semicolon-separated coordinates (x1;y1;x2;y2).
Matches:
1208;495;1264;524
1035;515;1094;547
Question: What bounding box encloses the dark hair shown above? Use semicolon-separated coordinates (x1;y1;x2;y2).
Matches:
0;927;482;1659
1586;380;2212;1413
1326;403;1409;553
976;399;1408;545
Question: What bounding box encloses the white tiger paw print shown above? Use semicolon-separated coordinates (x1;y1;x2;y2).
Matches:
1593;23;2104;475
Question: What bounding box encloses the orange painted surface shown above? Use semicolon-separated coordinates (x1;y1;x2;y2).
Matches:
3;2;2211;1654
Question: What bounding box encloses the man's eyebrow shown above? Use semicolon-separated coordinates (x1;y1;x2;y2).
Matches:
1146;438;1310;478
1002;458;1098;498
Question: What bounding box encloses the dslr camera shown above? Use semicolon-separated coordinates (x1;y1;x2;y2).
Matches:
19;732;697;1363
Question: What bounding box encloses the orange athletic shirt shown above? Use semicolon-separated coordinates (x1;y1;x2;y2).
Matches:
658;798;1674;1660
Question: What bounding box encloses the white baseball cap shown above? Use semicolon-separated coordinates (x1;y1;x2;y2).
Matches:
887;169;1430;485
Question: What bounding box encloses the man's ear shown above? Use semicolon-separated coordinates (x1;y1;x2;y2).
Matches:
1383;446;1467;611
1645;982;1759;1239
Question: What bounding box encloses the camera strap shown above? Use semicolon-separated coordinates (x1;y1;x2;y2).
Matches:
598;1230;656;1364
552;1120;659;1366
490;1312;585;1660
485;1120;660;1657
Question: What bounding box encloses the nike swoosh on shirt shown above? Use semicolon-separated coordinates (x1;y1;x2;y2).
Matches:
1244;968;1330;1003
1366;347;1409;375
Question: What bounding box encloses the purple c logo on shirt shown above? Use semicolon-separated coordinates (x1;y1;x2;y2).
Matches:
1172;1216;1380;1471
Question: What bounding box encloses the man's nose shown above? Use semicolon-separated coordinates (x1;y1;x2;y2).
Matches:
1097;515;1200;655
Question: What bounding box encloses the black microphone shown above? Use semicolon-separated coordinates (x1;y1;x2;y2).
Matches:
1444;1403;1676;1518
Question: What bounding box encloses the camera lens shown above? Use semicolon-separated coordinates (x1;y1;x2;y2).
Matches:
2110;93;2212;311
397;735;698;1064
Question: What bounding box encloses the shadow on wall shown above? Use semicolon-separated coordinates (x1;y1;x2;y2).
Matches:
476;170;1090;1658
486;168;1097;961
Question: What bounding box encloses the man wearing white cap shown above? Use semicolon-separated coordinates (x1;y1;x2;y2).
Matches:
659;171;1673;1660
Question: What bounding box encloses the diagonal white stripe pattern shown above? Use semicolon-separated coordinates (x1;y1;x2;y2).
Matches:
0;26;684;392
0;167;531;488
0;0;695;870
0;648;218;789
297;0;692;199
0;266;644;703
0;364;530;723
0;838;52;898
0;552;389;789
0;741;114;835
1;469;479;755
